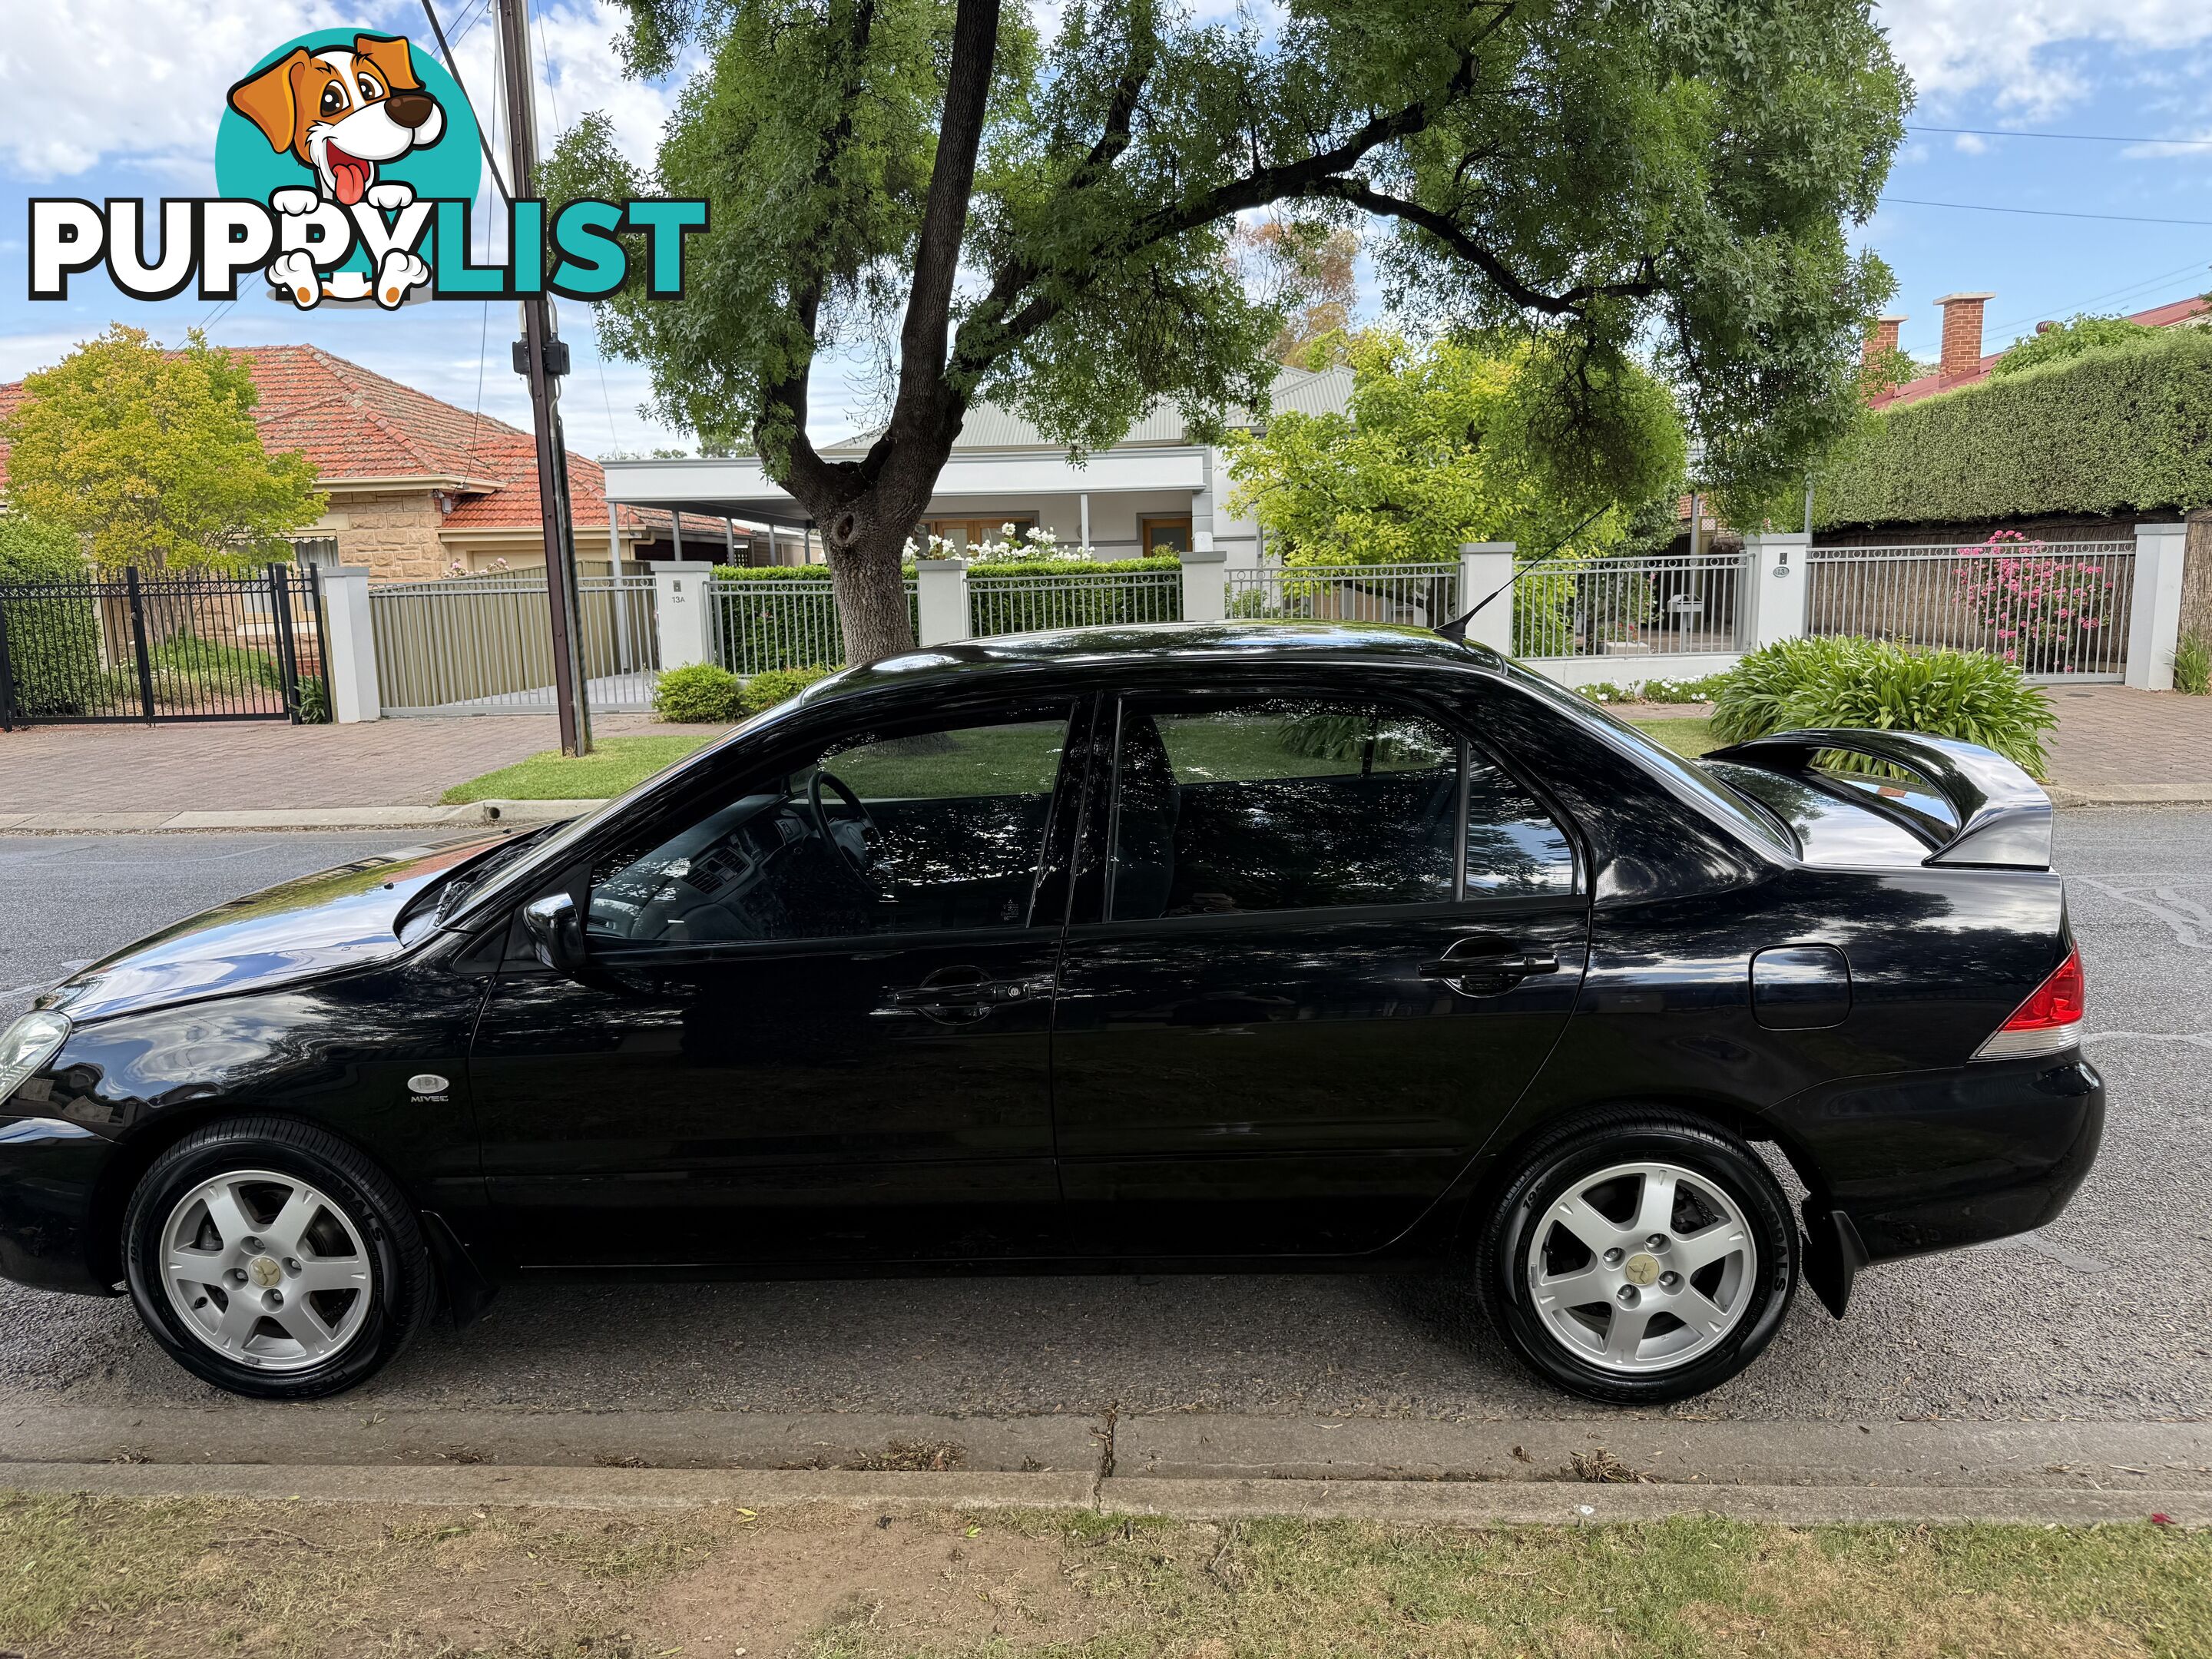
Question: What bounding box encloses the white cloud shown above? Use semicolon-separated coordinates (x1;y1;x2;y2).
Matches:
0;0;683;180
1880;1;2212;117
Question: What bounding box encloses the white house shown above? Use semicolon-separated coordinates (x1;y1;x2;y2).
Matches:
598;361;1353;568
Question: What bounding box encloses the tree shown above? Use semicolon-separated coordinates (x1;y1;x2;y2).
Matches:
1988;313;2160;380
1224;330;1683;566
1236;220;1362;363
0;326;323;574
554;0;1906;662
0;514;86;583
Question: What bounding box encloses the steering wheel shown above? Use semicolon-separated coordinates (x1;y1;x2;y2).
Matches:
807;769;883;887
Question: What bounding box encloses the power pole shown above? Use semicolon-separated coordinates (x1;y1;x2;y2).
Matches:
495;0;591;755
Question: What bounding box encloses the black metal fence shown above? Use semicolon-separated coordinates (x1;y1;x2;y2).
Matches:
0;565;323;729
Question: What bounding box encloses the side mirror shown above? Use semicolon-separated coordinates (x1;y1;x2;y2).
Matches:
521;892;589;975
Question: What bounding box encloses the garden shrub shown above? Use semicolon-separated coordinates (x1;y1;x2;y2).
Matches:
1710;635;2057;777
0;515;101;716
2175;630;2210;697
1575;673;1731;706
739;664;830;715
296;674;331;724
1816;327;2212;528
148;630;280;690
653;661;741;723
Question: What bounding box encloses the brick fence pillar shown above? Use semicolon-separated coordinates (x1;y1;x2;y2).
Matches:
2127;522;2188;690
319;565;381;723
1741;531;1811;650
651;561;714;671
1457;541;1516;655
914;558;970;646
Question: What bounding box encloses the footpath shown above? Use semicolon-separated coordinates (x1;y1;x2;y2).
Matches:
1;684;2206;830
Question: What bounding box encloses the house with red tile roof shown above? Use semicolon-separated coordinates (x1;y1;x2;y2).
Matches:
0;343;743;581
1865;291;2210;410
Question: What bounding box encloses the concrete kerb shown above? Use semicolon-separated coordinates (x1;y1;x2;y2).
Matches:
0;1462;2201;1528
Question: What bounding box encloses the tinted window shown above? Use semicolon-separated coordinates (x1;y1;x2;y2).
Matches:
589;713;1070;945
1108;697;1571;919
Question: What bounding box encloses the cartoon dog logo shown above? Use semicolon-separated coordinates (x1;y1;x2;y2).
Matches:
226;35;444;309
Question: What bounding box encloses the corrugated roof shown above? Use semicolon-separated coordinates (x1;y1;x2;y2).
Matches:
825;361;1354;455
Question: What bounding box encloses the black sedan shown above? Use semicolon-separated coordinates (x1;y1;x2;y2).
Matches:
0;623;2101;1404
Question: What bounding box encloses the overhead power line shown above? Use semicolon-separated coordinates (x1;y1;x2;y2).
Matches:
1879;196;2212;229
1909;123;2212;148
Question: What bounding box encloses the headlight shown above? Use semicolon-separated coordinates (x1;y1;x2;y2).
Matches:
0;1011;71;1106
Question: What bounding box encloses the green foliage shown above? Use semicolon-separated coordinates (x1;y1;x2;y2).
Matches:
296;674;331;724
1576;674;1732;706
1710;636;2057;777
2174;630;2211;697
1988;314;2160;379
0;515;87;583
1224;332;1685;567
147;631;280;692
653;661;743;724
740;664;831;715
0;325;324;572
1816;328;2212;527
551;0;1906;548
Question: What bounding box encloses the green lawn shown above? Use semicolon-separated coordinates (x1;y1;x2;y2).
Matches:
1631;714;1723;757
4;1492;2204;1659
440;733;717;803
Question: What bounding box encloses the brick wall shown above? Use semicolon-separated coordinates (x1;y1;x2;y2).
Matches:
326;488;445;581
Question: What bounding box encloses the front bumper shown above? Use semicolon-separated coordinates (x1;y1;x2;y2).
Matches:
0;1116;120;1295
1768;1055;2105;1313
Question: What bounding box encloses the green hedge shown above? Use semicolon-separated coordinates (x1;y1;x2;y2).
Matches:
708;555;1181;581
1815;328;2212;528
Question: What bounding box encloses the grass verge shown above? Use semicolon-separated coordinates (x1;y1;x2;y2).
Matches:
2;1493;2203;1658
1631;714;1723;758
440;733;717;804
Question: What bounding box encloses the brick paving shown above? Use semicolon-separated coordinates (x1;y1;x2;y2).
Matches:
2040;684;2212;796
0;714;723;813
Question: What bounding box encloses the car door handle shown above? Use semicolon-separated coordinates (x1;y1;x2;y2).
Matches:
1419;951;1559;982
888;975;1053;1012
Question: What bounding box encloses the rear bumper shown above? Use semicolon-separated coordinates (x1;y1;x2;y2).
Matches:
0;1117;118;1296
1767;1055;2104;1310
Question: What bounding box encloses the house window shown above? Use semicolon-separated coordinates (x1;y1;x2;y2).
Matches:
290;538;343;570
924;516;1037;554
1141;516;1192;555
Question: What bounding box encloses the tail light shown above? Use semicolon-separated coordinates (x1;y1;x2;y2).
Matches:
1972;945;2085;1061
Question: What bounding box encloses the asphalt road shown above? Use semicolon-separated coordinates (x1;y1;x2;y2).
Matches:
0;817;2205;1423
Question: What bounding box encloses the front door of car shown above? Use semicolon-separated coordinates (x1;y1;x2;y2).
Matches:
467;700;1082;1269
1051;690;1590;1257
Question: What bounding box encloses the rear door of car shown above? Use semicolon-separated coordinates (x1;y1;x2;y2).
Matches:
1048;680;1591;1258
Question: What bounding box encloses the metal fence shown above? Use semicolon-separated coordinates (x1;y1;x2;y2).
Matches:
1512;552;1747;661
1226;562;1461;627
369;574;657;715
1806;541;2134;680
969;566;1183;636
710;576;919;675
0;565;319;727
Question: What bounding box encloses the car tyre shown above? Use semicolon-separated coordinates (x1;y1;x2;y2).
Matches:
1475;1109;1798;1405
122;1116;432;1400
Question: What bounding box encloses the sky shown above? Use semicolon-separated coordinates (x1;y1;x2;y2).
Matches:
4;2;2212;456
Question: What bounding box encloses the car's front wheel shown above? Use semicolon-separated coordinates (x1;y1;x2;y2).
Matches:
121;1117;432;1399
1476;1110;1798;1404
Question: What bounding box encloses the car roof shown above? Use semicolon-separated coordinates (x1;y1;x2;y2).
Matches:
799;621;1507;706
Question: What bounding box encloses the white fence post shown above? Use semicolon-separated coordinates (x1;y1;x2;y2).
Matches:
320;565;381;723
652;561;714;671
915;558;970;646
1181;544;1227;622
1457;541;1515;655
2126;522;2187;690
1741;531;1810;651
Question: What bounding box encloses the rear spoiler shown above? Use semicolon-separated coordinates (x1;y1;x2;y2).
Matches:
1703;727;2052;870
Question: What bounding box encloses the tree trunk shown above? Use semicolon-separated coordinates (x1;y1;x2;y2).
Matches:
826;516;917;666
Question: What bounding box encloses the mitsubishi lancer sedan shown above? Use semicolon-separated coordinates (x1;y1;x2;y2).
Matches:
0;623;2101;1404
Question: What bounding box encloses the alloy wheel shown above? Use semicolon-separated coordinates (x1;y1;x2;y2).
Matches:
1525;1158;1759;1373
158;1168;374;1372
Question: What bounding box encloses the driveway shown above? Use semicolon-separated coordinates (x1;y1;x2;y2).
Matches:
0;811;2204;1426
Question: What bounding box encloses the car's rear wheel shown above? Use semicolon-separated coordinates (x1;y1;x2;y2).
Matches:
121;1117;431;1400
1476;1111;1798;1404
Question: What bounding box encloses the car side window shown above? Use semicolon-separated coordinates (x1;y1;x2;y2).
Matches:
588;710;1071;945
1108;695;1572;921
